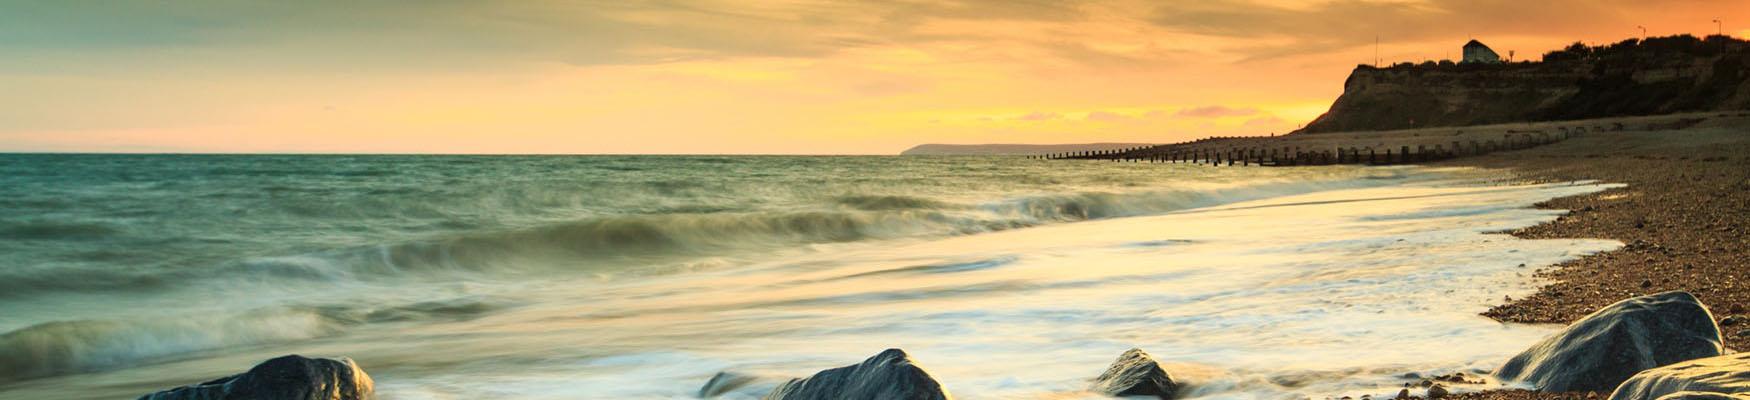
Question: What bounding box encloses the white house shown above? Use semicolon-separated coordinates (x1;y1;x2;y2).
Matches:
1462;39;1502;63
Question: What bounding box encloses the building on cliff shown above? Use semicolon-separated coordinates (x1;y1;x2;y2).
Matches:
1294;34;1750;135
1462;40;1501;64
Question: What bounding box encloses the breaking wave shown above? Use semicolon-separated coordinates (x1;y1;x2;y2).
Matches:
220;177;1392;281
0;296;510;382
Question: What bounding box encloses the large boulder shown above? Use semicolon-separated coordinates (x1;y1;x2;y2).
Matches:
1609;353;1750;400
763;349;950;400
1089;348;1179;399
1496;291;1723;392
138;355;374;400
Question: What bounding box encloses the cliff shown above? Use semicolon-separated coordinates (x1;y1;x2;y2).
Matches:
1297;35;1750;134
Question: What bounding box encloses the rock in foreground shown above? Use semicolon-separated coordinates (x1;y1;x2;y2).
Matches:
138;355;374;400
764;349;949;400
1610;353;1750;400
1089;348;1179;399
1496;291;1723;392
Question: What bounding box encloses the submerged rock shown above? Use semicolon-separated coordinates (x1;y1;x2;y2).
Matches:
700;371;793;398
1496;291;1723;392
764;349;949;400
1427;384;1450;399
701;372;758;398
138;355;373;400
1089;348;1179;399
1609;353;1750;400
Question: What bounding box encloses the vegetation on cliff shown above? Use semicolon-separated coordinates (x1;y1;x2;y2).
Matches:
1296;35;1750;134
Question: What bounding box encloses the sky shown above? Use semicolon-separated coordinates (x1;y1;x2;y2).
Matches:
2;0;1746;154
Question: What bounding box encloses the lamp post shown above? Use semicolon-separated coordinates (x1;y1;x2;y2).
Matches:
1638;25;1647;39
1716;19;1724;36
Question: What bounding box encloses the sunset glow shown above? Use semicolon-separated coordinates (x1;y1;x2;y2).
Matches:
3;0;1744;154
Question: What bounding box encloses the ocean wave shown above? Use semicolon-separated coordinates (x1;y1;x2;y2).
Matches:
298;179;1378;278
0;296;510;383
0;307;344;383
834;195;960;211
0;174;1399;294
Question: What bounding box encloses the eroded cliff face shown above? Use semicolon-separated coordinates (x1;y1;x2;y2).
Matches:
1297;36;1750;134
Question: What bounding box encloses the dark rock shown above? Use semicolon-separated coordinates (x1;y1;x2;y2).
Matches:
1720;316;1744;327
138;355;373;400
1609;353;1750;400
763;349;949;400
1433;372;1484;385
1397;389;1412;399
1089;348;1179;399
1496;291;1724;392
1428;384;1450;399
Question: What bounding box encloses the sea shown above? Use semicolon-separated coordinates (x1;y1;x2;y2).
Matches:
0;154;1622;399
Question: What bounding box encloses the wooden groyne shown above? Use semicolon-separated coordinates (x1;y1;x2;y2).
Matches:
1029;124;1613;166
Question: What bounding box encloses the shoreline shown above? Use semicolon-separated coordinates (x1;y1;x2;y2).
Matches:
1428;115;1749;399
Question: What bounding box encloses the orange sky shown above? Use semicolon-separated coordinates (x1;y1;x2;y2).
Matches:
1;0;1745;154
